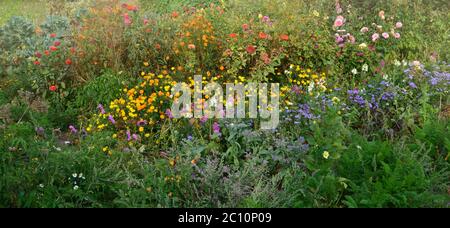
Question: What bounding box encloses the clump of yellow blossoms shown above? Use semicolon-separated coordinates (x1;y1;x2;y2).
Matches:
87;69;177;143
280;64;330;109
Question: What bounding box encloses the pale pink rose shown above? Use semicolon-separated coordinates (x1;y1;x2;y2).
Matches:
382;32;389;39
372;33;380;42
188;44;196;50
334;16;344;27
360;27;369;33
378;10;385;20
123;13;131;25
394;32;401;39
395;22;403;29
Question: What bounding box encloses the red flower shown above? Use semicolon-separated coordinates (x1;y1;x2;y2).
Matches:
229;33;238;38
70;47;76;54
35;51;42;58
44;50;50;56
242;24;249;31
279;34;289;41
54;41;61;47
49;85;57;92
246;45;256;54
259;32;268;39
50;46;58;51
127;5;138;11
34;61;41;65
50;33;56;38
171;11;179;18
65;59;72;65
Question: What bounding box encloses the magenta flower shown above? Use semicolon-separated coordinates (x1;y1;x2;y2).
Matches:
69;125;78;134
213;122;221;136
382;32;389;39
395;22;403;29
394;33;401;39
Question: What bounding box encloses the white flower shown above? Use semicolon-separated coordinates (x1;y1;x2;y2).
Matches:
73;185;79;190
362;64;369;72
383;74;389;80
79;173;83;178
394;60;401;66
351;68;358;75
72;173;77;178
307;82;315;93
39;184;44;188
402;60;408;66
356;145;362;150
358;43;367;49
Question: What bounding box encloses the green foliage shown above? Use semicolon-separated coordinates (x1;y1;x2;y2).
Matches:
0;0;449;208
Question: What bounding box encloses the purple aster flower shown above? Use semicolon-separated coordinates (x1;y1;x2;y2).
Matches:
381;92;395;101
97;104;105;114
126;130;131;141
108;115;116;124
132;134;140;141
165;109;173;119
409;82;417;89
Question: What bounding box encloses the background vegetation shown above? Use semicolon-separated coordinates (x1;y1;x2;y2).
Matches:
0;0;448;208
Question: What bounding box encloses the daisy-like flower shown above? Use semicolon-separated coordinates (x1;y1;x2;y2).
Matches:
362;64;369;72
372;33;380;42
351;69;358;75
322;151;330;159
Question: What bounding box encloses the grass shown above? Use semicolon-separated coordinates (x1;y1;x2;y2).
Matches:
0;0;48;25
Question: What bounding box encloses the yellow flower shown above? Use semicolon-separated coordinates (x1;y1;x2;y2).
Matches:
322;151;330;159
139;127;144;132
312;10;320;17
332;97;340;104
169;159;175;166
102;146;109;152
112;134;117;139
143;62;149;67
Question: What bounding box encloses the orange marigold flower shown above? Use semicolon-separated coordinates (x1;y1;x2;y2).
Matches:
280;34;289;41
229;33;237;38
259;32;268;39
